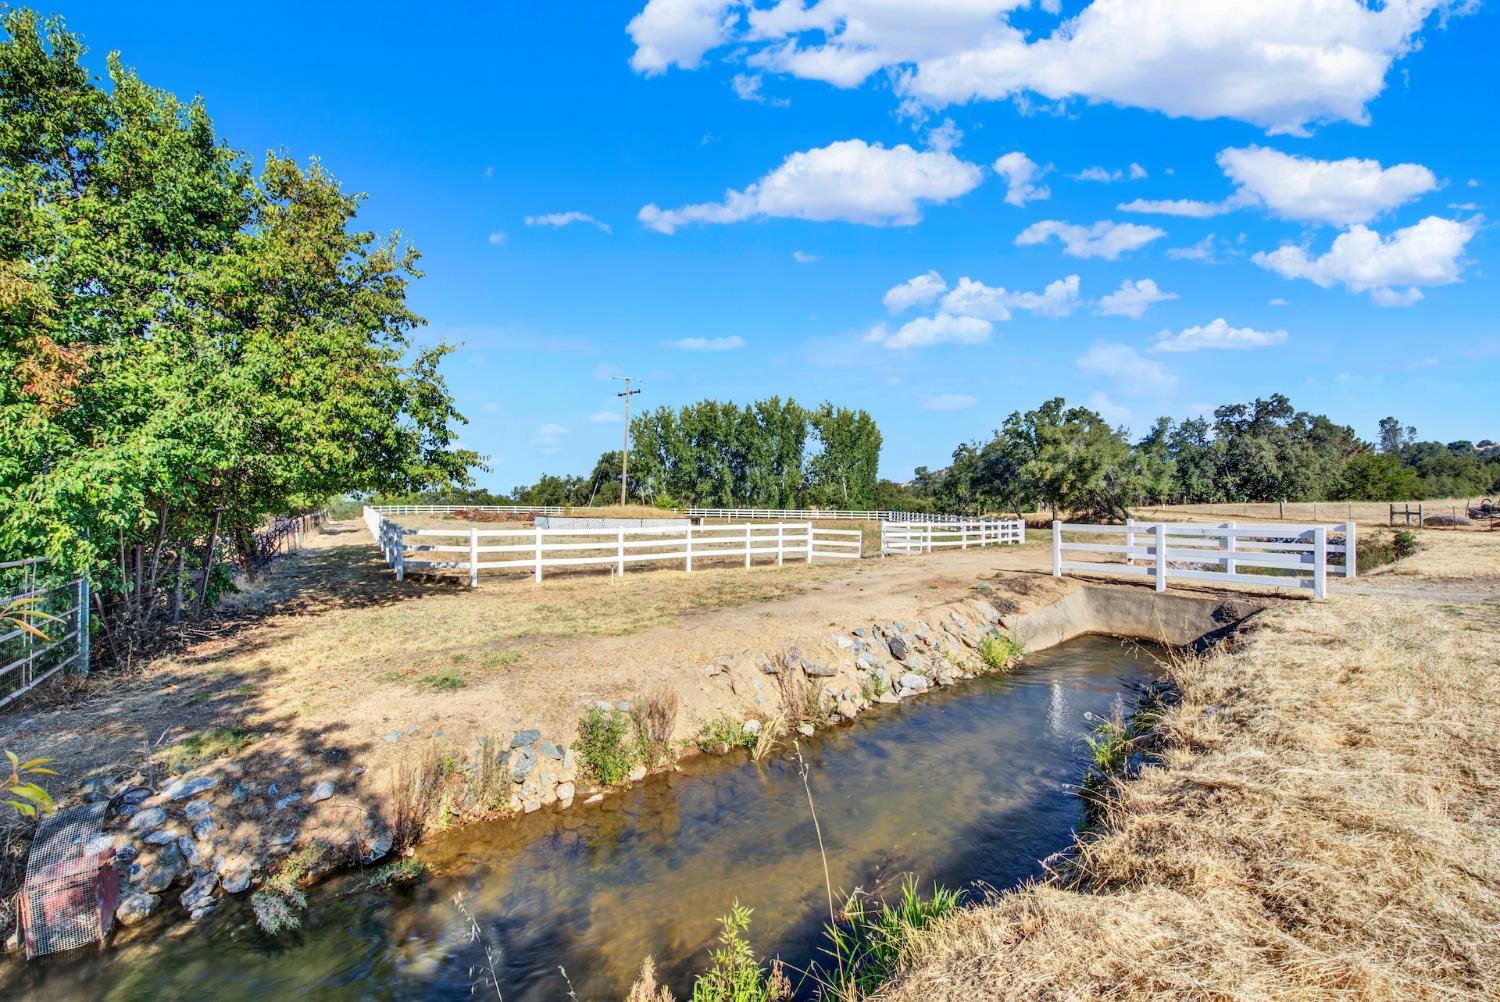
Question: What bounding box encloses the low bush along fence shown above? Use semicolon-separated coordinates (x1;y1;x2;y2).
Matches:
363;507;861;585
1051;519;1355;600
1;557;90;709
880;519;1026;557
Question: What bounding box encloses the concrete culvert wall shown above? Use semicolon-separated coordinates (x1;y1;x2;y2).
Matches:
1002;585;1264;652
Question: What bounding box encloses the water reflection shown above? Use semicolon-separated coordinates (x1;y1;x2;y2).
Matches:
10;635;1158;1002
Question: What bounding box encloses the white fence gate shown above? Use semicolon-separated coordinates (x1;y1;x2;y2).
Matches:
1;557;89;709
1051;520;1356;600
880;519;1026;557
364;507;860;585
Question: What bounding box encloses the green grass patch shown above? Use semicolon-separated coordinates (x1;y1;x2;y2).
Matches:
368;858;428;888
159;726;257;773
695;715;757;755
481;650;522;669
416;672;467;690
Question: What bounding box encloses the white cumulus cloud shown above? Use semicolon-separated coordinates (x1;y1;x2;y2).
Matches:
524;211;613;233
1120;147;1437;226
1016;219;1165;259
942;274;1082;319
662;335;746;350
1252;215;1478;304
883;270;949;312
1096;278;1178;318
629;0;1468;135
589;411;624;424
792;249;819;263
627;0;739;74
1217;146;1437;226
866;313;993;350
1074;162;1147;183
639;139;983;232
993;151;1050;206
1151;318;1288;352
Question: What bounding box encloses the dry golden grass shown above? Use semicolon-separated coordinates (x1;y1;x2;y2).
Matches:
879;591;1500;1002
1370;528;1500;579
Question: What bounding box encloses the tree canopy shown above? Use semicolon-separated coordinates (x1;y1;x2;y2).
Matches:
0;11;473;643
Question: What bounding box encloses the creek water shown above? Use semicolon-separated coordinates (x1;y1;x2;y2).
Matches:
10;634;1159;1001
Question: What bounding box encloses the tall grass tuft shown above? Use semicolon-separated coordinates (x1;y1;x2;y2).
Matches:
392;743;445;852
633;686;680;766
819;876;963;1001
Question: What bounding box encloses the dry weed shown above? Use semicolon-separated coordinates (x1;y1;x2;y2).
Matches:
879;593;1500;1002
627;955;676;1002
633;686;680;766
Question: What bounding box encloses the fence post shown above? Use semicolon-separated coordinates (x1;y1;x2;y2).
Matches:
534;529;543;584
686;526;693;572
1224;521;1237;576
805;523;813;563
1154;523;1168;593
926;523;934;554
1018;520;1026;545
1343;521;1357;578
617;529;625;577
1313;526;1327;600
880;522;887;559
395;532;405;582
1051;520;1062;577
1125;518;1136;566
469;528;479;588
77;576;90;676
777;524;785;566
961;523;968;550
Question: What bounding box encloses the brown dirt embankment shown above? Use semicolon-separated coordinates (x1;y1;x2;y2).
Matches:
877;552;1500;1001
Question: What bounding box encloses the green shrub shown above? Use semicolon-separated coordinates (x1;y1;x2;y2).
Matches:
417;672;466;690
977;632;1024;672
1393;528;1420;560
690;903;791;1002
822;876;962;999
695;716;756;755
575;705;642;785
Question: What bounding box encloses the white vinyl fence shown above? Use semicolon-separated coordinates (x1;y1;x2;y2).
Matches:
1051;520;1356;600
364;507;860;585
1;557;89;710
687;508;966;523
880;519;1026;557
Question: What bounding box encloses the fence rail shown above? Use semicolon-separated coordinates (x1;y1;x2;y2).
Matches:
364;507;860;584
880;519;1026;556
1052;520;1356;600
369;504;967;523
1;557;88;710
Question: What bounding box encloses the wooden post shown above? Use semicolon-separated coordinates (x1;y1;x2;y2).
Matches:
776;523;784;566
1278;498;1285;520
395;531;405;582
961;523;968;550
685;526;693;572
1051;520;1062;577
744;525;752;568
469;528;479;588
805;523;813;563
1223;521;1237;576
617;529;625;576
1343;521;1357;578
534;529;543;584
1125;518;1136;566
1313;526;1327;601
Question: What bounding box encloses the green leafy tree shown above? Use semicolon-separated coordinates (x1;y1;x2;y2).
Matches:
0;11;474;650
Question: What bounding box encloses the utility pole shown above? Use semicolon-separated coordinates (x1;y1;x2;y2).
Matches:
613;375;640;505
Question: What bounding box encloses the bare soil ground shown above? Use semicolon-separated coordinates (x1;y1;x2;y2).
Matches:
878;529;1500;1001
0;521;1053;810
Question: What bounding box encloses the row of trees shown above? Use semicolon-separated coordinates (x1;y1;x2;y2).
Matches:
895;395;1498;520
0;12;473;653
395;398;885;511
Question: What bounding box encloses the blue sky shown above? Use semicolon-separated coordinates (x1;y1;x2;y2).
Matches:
55;1;1499;490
